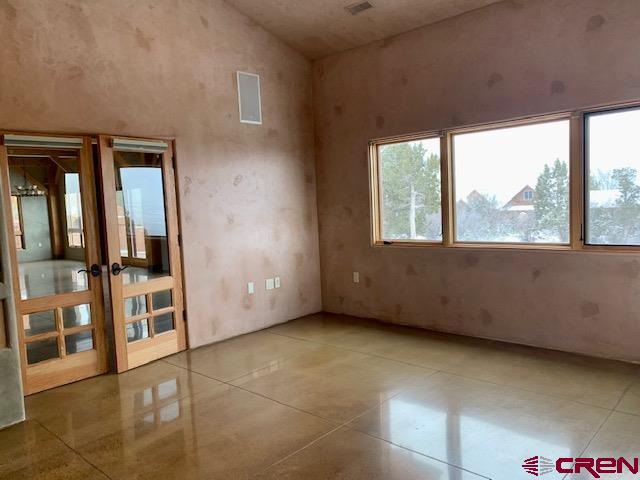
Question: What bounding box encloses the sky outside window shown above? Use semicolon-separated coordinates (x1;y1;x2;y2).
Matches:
453;119;570;244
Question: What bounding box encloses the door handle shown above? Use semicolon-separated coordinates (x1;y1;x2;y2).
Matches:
78;264;102;278
111;262;129;276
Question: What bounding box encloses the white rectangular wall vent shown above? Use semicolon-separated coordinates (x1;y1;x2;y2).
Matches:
237;71;262;125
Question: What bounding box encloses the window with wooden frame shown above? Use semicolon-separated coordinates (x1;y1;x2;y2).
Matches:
123;288;175;344
375;136;442;242
370;101;640;251
585;106;640;247
22;303;96;365
11;195;24;250
451;118;570;245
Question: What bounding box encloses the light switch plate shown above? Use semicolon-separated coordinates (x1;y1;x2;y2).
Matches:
274;276;281;289
353;272;360;283
247;282;255;295
265;278;275;290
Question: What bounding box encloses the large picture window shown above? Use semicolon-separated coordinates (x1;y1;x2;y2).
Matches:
586;107;640;246
452;119;570;244
377;137;442;241
370;102;640;251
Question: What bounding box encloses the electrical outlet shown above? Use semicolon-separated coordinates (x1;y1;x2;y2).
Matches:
265;278;275;290
353;272;360;283
247;282;255;295
274;276;281;289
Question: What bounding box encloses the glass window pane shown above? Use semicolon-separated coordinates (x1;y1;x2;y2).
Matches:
124;295;147;318
152;290;172;311
64;173;84;248
11;196;22;234
379;138;442;241
126;319;149;343
62;303;91;329
586;107;640;245
113;152;170;285
8;152;88;300
23;310;56;337
153;313;174;335
453;120;570;244
26;338;59;364
65;330;94;354
11;195;24;250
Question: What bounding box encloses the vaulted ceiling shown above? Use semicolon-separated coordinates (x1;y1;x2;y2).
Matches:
225;0;504;59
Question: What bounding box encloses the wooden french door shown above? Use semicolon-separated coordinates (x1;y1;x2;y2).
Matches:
98;136;186;372
0;134;107;395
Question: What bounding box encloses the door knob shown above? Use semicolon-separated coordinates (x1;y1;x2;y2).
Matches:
111;262;129;276
77;264;101;278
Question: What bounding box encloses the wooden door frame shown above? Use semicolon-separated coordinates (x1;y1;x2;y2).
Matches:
97;135;187;373
0;133;108;394
0;156;25;425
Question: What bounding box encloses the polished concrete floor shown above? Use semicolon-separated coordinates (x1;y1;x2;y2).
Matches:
2;313;640;479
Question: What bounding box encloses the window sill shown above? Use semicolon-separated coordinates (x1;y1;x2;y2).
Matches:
373;240;640;253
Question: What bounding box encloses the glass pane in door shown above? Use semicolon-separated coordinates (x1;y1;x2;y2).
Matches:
126;319;150;342
26;338;59;364
23;310;56;337
7;151;90;299
62;303;92;328
152;290;172;310
112;152;170;285
124;295;147;317
64;330;94;354
153;312;174;334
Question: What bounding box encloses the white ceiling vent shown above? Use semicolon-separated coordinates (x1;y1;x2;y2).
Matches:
237;71;262;125
346;1;373;15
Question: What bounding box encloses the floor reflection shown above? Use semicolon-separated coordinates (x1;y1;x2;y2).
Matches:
17;359;335;479
352;373;602;479
4;314;639;480
134;378;182;438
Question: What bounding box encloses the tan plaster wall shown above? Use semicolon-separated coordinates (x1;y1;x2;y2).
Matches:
0;0;321;348
313;0;640;362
